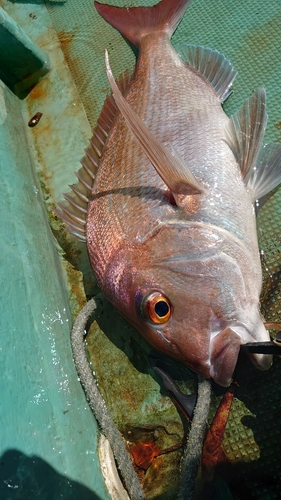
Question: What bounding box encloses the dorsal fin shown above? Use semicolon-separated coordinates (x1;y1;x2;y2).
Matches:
105;51;205;198
54;70;132;241
176;44;237;102
226;88;267;183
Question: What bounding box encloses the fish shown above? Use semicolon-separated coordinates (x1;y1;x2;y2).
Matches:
56;0;281;387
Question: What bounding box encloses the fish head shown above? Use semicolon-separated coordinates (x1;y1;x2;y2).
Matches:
103;222;271;387
131;270;242;387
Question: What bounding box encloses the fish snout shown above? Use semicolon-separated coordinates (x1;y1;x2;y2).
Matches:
210;328;242;387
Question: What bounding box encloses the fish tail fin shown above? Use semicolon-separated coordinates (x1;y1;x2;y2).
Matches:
94;0;191;48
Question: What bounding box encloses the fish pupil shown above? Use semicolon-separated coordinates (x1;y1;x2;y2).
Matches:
155;300;169;317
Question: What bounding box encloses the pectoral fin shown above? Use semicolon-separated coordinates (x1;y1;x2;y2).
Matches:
105;51;205;198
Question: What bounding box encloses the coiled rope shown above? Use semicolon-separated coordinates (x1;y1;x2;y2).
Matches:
71;297;211;500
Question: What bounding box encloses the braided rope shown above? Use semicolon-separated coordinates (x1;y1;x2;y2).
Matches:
71;298;145;500
177;376;211;500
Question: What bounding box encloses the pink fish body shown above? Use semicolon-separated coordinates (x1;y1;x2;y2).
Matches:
57;0;281;386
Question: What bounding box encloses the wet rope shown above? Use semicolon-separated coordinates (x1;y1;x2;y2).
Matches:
177;376;211;500
71;298;145;500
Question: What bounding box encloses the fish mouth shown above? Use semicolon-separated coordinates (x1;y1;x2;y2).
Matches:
210;328;241;387
210;327;273;387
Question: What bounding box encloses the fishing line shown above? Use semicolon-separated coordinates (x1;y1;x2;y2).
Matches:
71;297;145;500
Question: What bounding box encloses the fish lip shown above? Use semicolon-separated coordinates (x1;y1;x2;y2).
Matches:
210;328;241;387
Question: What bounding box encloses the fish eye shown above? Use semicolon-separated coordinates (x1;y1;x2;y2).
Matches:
142;291;172;324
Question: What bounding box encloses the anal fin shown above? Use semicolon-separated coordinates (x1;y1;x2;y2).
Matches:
226;88;267;182
247;142;281;211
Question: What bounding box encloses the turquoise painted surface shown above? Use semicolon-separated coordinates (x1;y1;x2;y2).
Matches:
0;2;109;499
0;80;109;499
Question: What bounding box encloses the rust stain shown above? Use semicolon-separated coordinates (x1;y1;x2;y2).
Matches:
32;122;51;137
131;441;162;470
202;384;236;473
29;84;45;100
130;439;183;471
62;260;87;317
275;122;281;130
57;30;76;48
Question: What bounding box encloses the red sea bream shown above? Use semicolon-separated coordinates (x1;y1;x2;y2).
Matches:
57;0;281;386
